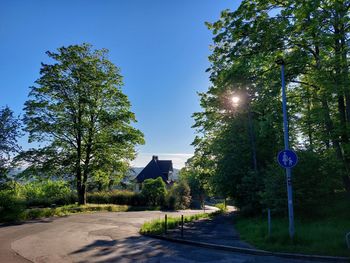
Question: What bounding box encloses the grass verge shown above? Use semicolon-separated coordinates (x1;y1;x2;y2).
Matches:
1;204;137;222
235;216;350;257
235;193;350;257
140;210;223;235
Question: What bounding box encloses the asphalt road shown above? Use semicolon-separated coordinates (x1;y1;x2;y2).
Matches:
0;209;325;263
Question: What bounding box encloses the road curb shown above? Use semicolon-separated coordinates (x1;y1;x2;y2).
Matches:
144;234;350;263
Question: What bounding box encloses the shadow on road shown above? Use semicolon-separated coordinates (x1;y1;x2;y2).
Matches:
70;236;174;263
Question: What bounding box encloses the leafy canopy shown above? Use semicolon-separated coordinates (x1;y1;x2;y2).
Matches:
20;44;144;203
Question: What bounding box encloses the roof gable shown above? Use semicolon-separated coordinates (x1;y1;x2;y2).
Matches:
135;156;173;183
157;160;173;174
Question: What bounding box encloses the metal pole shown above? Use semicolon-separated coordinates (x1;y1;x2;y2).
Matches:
281;62;295;239
267;208;271;237
181;215;184;238
164;214;167;235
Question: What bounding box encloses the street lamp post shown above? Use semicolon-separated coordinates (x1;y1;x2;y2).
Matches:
277;59;295;239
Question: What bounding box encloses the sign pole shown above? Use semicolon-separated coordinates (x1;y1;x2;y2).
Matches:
280;61;295;239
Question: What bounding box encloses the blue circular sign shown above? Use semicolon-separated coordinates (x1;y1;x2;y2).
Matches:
277;150;298;168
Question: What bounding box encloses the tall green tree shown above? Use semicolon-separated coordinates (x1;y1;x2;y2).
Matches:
0;106;22;184
22;44;144;204
192;0;350;213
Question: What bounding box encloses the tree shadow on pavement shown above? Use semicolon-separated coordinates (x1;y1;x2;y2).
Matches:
69;234;252;263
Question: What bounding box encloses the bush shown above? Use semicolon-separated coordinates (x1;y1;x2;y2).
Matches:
0;190;25;221
23;180;76;207
235;170;263;216
2;204;131;222
164;193;177;210
260;150;343;217
164;180;191;210
87;190;146;206
215;203;228;212
141;177;167;206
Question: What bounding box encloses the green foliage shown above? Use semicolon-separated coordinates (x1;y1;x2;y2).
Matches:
235;216;350;257
236;193;350;256
261;151;344;216
179;164;205;201
260;164;286;215
164;192;176;210
141;177;167;206
23;180;76;207
175;180;191;209
0;106;22;183
0;180;157;222
0;204;130;222
19;43;144;204
87;190;146;206
165;180;191;210
140;213;210;235
0;190;25;221
214;203;228;213
191;0;350;215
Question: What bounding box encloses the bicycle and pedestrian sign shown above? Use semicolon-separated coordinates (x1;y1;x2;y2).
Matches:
277;150;298;168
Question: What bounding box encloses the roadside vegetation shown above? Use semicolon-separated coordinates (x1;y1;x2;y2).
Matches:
140;213;211;235
214;203;228;213
235;193;350;257
0;44;195;223
0;177;193;222
1;204;131;222
176;0;350;258
140;203;227;235
1;1;350;257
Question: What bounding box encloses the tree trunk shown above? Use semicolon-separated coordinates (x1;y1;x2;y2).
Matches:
76;142;86;204
78;183;87;205
306;87;313;150
322;97;350;192
333;13;350;192
76;94;86;205
247;106;258;173
80;114;94;205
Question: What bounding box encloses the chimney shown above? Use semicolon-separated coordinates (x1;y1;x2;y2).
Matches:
152;155;158;161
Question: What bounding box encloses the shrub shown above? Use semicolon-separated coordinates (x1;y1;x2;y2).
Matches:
141;177;166;206
164;192;177;210
0;190;25;221
23;180;76;207
87;190;146;206
164;180;191;210
215;203;228;212
260;150;343;217
174;180;191;209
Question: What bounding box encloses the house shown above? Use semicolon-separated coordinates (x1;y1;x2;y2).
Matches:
135;155;173;192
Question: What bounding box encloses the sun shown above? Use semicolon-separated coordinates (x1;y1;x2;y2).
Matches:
231;96;240;105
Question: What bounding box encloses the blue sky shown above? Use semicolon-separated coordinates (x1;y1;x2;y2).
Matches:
0;0;240;168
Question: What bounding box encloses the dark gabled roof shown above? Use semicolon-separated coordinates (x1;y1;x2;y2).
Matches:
135;157;173;184
157;160;173;174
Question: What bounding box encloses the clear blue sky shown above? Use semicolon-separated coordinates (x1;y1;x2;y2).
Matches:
0;0;240;168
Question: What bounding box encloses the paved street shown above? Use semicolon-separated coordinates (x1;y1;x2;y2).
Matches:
0;210;330;263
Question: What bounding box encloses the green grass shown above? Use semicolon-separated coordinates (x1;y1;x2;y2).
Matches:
235;194;350;257
235;216;350;257
0;204;132;222
140;212;219;235
214;202;228;212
